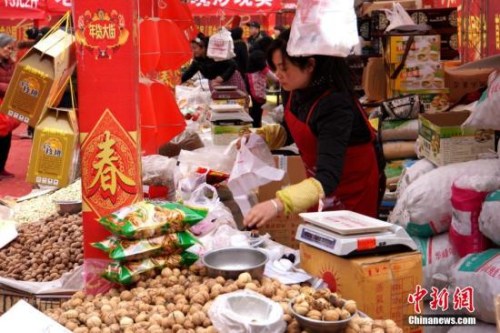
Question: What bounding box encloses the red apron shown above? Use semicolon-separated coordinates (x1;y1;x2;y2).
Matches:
284;91;379;217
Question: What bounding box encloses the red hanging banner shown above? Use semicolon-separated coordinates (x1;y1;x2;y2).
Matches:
73;0;142;293
46;0;71;14
0;0;47;19
188;0;281;15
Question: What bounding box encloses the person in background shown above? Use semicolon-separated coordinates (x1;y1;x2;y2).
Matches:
243;30;381;228
181;33;247;93
246;50;278;128
273;26;286;38
230;27;248;75
246;21;267;52
0;33;20;180
17;26;51;139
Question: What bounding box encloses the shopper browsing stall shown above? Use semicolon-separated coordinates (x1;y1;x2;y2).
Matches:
0;33;20;180
244;30;381;228
181;33;247;93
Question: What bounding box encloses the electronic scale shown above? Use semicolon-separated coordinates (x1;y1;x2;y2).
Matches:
296;211;417;257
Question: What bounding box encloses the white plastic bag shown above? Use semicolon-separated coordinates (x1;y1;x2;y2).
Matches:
185;184;237;236
383;3;416;32
227;134;285;215
479;190;500;246
208;290;286;333
178;146;236;174
207;27;235;62
389;159;500;237
287;0;359;57
463;70;500;130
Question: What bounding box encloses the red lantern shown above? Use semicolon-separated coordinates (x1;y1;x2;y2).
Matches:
139;79;158;155
158;0;193;29
139;79;186;154
139;19;161;75
139;0;157;18
150;80;186;145
156;19;192;71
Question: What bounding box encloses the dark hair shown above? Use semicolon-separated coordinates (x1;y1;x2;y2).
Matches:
26;26;51;42
191;32;209;48
266;29;354;93
247;50;267;73
230;27;243;40
255;36;273;53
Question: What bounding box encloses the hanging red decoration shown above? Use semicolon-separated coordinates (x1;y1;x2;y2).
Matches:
150;80;186;144
139;19;161;75
156;19;192;71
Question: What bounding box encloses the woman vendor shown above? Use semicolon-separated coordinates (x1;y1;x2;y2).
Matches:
181;33;247;93
243;30;381;229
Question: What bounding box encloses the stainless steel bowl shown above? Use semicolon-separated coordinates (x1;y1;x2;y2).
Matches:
289;299;354;333
202;247;268;279
54;200;82;215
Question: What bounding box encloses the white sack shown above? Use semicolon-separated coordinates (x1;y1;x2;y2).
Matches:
450;249;500;324
412;233;460;291
389;159;500;237
463;70;500;130
396;159;436;199
479;190;500;246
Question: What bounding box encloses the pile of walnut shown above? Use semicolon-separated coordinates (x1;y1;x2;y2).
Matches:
291;289;357;321
45;267;403;333
348;314;402;333
0;213;83;281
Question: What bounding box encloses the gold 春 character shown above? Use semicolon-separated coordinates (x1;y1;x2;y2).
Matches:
88;131;136;203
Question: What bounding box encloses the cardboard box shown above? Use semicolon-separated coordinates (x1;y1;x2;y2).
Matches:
27;107;80;188
300;242;423;333
418;111;495;166
411;89;450;113
384;34;444;98
444;67;493;103
210;110;252;145
257;155;306;249
0;30;76;127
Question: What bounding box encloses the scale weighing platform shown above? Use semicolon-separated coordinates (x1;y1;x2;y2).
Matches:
296;211;417;257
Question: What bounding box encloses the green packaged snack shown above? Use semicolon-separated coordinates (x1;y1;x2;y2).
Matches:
109;231;199;261
102;252;199;285
98;201;207;239
92;237;119;254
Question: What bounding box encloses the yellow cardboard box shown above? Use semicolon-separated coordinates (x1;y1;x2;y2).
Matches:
0;29;76;127
300;242;423;333
258;155;306;249
418;111;495;166
27;107;80;188
384;34;444;98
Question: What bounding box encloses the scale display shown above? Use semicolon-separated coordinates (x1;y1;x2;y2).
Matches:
296;213;418;256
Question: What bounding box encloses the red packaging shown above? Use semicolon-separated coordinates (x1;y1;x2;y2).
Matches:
449;182;492;258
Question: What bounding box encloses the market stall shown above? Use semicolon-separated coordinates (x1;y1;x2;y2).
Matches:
0;0;499;332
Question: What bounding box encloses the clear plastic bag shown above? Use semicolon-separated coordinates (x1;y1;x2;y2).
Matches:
141;155;177;187
208;290;286;333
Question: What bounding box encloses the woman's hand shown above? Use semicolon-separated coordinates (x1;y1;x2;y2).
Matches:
243;199;283;229
212;76;224;86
